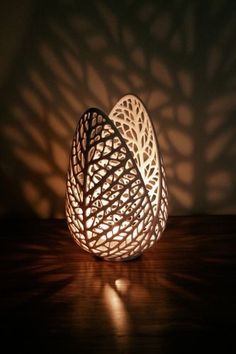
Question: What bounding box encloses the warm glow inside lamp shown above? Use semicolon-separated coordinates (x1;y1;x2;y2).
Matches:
65;94;168;261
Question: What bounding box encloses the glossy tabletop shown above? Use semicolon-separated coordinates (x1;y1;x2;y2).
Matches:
0;216;235;353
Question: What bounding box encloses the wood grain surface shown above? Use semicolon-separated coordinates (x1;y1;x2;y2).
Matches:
0;216;235;354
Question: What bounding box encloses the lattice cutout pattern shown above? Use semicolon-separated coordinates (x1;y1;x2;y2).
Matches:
65;95;168;261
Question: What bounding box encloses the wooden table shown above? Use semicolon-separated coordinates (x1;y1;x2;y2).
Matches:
0;216;235;353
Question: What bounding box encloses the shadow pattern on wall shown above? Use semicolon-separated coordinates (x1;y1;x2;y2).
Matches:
0;0;236;217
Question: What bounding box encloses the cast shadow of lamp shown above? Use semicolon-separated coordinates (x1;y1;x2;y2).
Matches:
65;94;168;261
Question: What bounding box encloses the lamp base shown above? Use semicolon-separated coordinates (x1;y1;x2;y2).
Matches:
95;254;142;262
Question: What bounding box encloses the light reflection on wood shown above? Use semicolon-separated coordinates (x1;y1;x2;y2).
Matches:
0;217;235;353
104;283;129;334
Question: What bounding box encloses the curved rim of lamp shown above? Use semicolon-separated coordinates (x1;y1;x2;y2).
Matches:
65;94;168;261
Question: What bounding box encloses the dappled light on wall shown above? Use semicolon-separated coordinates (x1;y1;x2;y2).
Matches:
0;0;236;217
65;95;168;260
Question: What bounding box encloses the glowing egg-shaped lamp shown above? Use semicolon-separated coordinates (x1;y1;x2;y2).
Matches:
65;94;168;261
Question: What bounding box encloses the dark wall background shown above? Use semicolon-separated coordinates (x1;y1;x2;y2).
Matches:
0;0;236;217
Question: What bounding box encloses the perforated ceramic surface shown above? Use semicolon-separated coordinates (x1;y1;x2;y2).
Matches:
65;95;168;261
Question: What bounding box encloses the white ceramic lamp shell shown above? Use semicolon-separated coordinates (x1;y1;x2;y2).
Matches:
65;94;168;261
